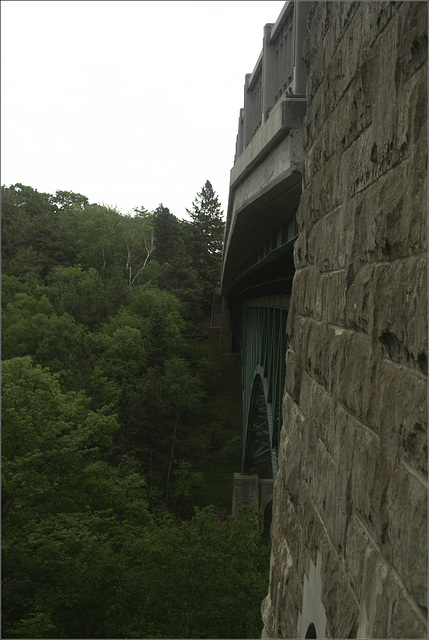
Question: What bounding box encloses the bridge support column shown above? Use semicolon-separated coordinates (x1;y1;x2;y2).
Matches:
232;473;259;514
232;473;274;532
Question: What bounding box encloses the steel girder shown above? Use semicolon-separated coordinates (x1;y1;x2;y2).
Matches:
241;296;289;478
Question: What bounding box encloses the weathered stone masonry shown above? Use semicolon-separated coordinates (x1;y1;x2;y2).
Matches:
262;2;428;638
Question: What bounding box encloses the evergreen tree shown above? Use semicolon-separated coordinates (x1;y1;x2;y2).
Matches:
186;181;225;309
186;180;224;257
152;204;181;265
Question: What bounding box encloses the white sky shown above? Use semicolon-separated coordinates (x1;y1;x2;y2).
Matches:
1;0;285;220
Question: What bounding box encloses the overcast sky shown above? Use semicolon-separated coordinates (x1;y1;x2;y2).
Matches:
1;0;285;220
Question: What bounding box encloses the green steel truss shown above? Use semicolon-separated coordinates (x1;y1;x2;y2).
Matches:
241;296;289;478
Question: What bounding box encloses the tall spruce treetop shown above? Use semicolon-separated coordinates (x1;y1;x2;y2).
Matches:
186;181;225;311
186;180;224;257
153;204;181;264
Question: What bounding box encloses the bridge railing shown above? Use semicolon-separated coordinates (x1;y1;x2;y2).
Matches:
235;1;309;162
244;54;263;146
271;6;295;104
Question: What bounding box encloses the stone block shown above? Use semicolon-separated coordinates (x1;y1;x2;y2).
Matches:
320;544;360;638
344;513;371;603
338;125;378;200
317;388;343;467
361;1;402;53
350;421;382;520
290;482;360;636
284;346;302;404
295;482;328;567
328;8;370;112
261;594;273;639
344;263;374;334
306;203;355;272
337;66;373;153
307;438;339;541
290;266;324;320
373;259;428;371
395;65;427;156
301;154;341;223
297;371;332;448
321;269;348;326
393;1;428;96
334;330;374;423
268;492;303;638
280;564;303;638
301;319;375;426
297;317;328;390
357;533;392;638
293;230;310;270
303;2;359;111
393;585;428;639
386;462;428;607
279;395;305;490
345;158;427;268
305;404;380;557
287;312;305;360
361;362;427;536
355;519;428;638
304;117;337;181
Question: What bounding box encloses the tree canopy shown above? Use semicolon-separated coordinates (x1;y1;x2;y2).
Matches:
1;181;269;639
186;180;225;310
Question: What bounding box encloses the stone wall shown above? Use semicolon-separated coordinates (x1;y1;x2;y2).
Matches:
262;2;427;638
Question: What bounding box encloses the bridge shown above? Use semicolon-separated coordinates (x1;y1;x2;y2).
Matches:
218;0;309;522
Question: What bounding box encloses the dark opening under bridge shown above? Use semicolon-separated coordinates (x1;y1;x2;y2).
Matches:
216;1;309;524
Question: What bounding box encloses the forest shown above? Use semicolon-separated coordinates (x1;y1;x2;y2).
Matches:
1;181;271;639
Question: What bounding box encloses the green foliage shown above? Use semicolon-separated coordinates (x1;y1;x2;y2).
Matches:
2;361;269;639
50;189;89;210
186;180;225;309
1;292;83;372
129;287;185;366
1;181;269;639
1;183;77;278
156;229;205;318
135;506;270;639
171;459;204;517
186;180;224;258
68;203;119;275
117;212;155;287
48;265;110;329
152;203;181;264
1;357;149;638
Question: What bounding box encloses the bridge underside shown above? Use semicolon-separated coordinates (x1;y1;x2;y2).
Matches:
221;78;306;485
222;173;301;304
222;180;300;479
241;297;289;478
